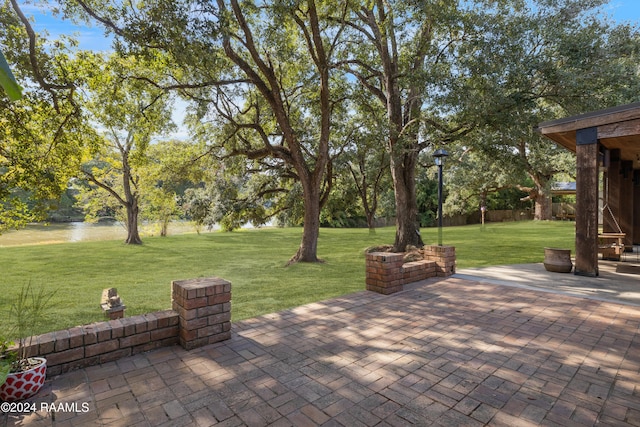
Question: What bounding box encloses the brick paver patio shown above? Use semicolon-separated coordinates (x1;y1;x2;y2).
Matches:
2;276;640;426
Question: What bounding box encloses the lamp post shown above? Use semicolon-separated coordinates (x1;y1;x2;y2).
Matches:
433;149;448;246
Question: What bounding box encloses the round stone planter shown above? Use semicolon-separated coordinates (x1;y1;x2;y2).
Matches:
543;248;573;273
0;357;47;402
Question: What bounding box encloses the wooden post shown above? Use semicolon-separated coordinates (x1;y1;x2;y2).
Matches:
575;128;599;276
620;161;634;248
634;170;640;245
605;152;635;248
603;150;621;235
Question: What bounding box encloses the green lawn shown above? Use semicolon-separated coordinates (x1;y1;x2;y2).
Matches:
0;221;575;336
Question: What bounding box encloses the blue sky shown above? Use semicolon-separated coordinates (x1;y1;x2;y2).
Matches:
19;2;111;52
17;1;640;52
607;1;640;23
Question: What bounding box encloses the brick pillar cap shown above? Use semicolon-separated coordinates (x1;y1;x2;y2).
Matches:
173;277;230;289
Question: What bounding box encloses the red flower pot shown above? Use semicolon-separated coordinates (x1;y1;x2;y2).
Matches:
0;357;47;402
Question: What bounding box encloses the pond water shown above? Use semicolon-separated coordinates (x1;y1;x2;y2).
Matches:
0;221;214;247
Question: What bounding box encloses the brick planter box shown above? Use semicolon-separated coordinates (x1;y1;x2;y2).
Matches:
366;245;456;295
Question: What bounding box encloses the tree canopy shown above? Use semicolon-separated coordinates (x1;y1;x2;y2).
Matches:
79;52;175;244
2;0;640;261
0;1;92;232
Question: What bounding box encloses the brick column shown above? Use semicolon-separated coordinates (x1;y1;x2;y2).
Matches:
172;277;231;350
424;245;456;277
365;252;404;294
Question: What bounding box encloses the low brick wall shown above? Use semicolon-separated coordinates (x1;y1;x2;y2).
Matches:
366;245;456;295
22;311;179;376
19;277;231;377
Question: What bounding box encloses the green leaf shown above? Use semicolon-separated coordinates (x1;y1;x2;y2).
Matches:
0;49;22;101
0;361;11;386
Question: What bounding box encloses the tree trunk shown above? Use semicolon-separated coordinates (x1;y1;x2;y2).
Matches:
480;192;488;225
217;0;332;264
122;152;142;244
529;174;553;221
124;199;142;244
391;151;423;251
377;17;425;252
349;158;380;232
288;185;321;264
366;212;375;230
534;186;553;220
160;217;169;237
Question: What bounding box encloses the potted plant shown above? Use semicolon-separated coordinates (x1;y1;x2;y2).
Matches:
0;283;54;402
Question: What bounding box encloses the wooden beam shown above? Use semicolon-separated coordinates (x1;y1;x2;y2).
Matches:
538;103;640;134
575;128;599;277
598;118;640;140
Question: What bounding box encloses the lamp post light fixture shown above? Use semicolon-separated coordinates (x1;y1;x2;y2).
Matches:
433;149;449;246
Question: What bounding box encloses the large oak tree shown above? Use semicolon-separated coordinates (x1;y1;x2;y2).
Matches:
337;1;487;250
453;1;640;220
66;0;346;263
341;0;640;232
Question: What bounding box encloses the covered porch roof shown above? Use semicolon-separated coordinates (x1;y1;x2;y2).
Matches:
537;102;640;276
537;102;640;168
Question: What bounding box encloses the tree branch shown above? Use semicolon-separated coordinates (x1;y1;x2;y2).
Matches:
83;169;128;207
9;0;75;111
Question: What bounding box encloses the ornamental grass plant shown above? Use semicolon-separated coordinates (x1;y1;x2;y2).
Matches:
0;282;55;386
